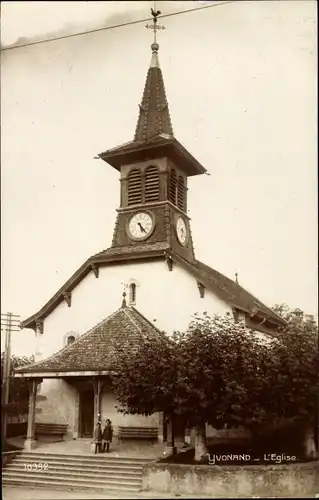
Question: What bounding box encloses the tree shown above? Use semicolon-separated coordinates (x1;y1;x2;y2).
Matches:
111;313;273;461
111;308;318;461
1;353;35;418
110;330;177;417
171;313;276;460
268;305;318;458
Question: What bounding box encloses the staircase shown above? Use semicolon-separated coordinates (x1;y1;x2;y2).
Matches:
2;451;152;493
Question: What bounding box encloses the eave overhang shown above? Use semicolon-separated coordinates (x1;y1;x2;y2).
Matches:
98;136;207;177
20;250;166;331
21;248;286;333
169;252;286;330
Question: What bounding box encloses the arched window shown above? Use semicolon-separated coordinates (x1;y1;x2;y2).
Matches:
128;169;142;205
169;168;177;204
145;166;160;203
63;330;79;348
177;176;185;211
67;335;76;346
129;283;137;305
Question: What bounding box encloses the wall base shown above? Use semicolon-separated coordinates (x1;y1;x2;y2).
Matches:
142;461;319;497
24;438;37;451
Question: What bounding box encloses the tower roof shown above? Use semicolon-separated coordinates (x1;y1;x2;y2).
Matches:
98;9;206;177
134;42;174;143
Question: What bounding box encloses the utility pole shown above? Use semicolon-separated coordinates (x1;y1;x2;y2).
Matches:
1;312;21;445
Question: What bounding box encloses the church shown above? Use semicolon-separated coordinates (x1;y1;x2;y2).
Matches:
15;11;285;451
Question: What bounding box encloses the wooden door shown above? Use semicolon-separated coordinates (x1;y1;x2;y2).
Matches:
79;389;94;438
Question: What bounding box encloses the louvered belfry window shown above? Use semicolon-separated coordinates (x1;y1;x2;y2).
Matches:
169;168;177;204
128;169;142;205
145;166;160;203
177;176;185;211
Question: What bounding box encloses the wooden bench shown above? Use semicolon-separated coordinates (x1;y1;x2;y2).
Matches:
35;423;68;441
117;426;158;443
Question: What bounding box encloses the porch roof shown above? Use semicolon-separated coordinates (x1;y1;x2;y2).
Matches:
15;304;165;378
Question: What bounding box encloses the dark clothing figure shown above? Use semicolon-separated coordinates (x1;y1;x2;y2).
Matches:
102;419;113;453
94;422;102;454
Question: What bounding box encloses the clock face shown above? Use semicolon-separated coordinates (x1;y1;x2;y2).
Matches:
176;217;188;246
127;212;154;241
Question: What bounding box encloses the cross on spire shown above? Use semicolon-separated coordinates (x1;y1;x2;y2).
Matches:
145;3;165;51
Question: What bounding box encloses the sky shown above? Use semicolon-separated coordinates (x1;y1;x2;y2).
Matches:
1;1;317;356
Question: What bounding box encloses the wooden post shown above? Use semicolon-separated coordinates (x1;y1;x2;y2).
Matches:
93;378;102;428
24;378;42;451
1;312;20;445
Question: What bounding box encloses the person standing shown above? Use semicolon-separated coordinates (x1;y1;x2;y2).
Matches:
94;421;102;454
102;419;113;453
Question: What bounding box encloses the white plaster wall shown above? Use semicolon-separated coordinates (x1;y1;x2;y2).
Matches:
36;260;232;358
35;378;77;432
100;387;159;431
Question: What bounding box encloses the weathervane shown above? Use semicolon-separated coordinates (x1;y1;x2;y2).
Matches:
145;3;165;48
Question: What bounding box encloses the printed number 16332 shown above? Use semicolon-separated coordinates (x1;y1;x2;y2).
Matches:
24;463;48;471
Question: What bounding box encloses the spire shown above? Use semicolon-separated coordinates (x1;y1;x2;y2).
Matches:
134;7;173;143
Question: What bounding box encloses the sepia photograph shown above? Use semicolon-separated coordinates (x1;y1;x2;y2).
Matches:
1;1;318;499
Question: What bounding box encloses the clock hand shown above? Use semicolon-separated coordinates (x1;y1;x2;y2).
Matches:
138;222;146;234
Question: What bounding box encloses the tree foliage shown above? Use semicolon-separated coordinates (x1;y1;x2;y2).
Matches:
111;313;274;430
269;305;318;425
110;330;178;416
111;306;318;457
1;353;35;415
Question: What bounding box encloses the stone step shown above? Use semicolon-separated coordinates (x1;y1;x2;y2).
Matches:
9;461;143;474
3;469;141;486
2;476;140;493
18;456;150;466
6;465;142;481
15;456;146;470
3;451;154;494
20;452;151;464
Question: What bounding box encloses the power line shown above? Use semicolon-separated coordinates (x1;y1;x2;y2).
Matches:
0;1;235;53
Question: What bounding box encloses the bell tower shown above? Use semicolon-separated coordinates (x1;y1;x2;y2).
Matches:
98;8;206;264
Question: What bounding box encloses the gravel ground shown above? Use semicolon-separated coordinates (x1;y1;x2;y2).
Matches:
2;486;212;499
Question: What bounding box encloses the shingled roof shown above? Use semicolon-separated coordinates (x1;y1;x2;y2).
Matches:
184;257;285;325
134;46;173;143
20;243;286;332
16;305;165;375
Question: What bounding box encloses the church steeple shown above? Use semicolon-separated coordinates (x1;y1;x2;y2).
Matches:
134;6;173;144
134;40;173;143
98;7;206;264
98;7;205;178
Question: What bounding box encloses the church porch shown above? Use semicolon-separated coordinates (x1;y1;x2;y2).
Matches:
17;372;163;452
14;305;177;451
